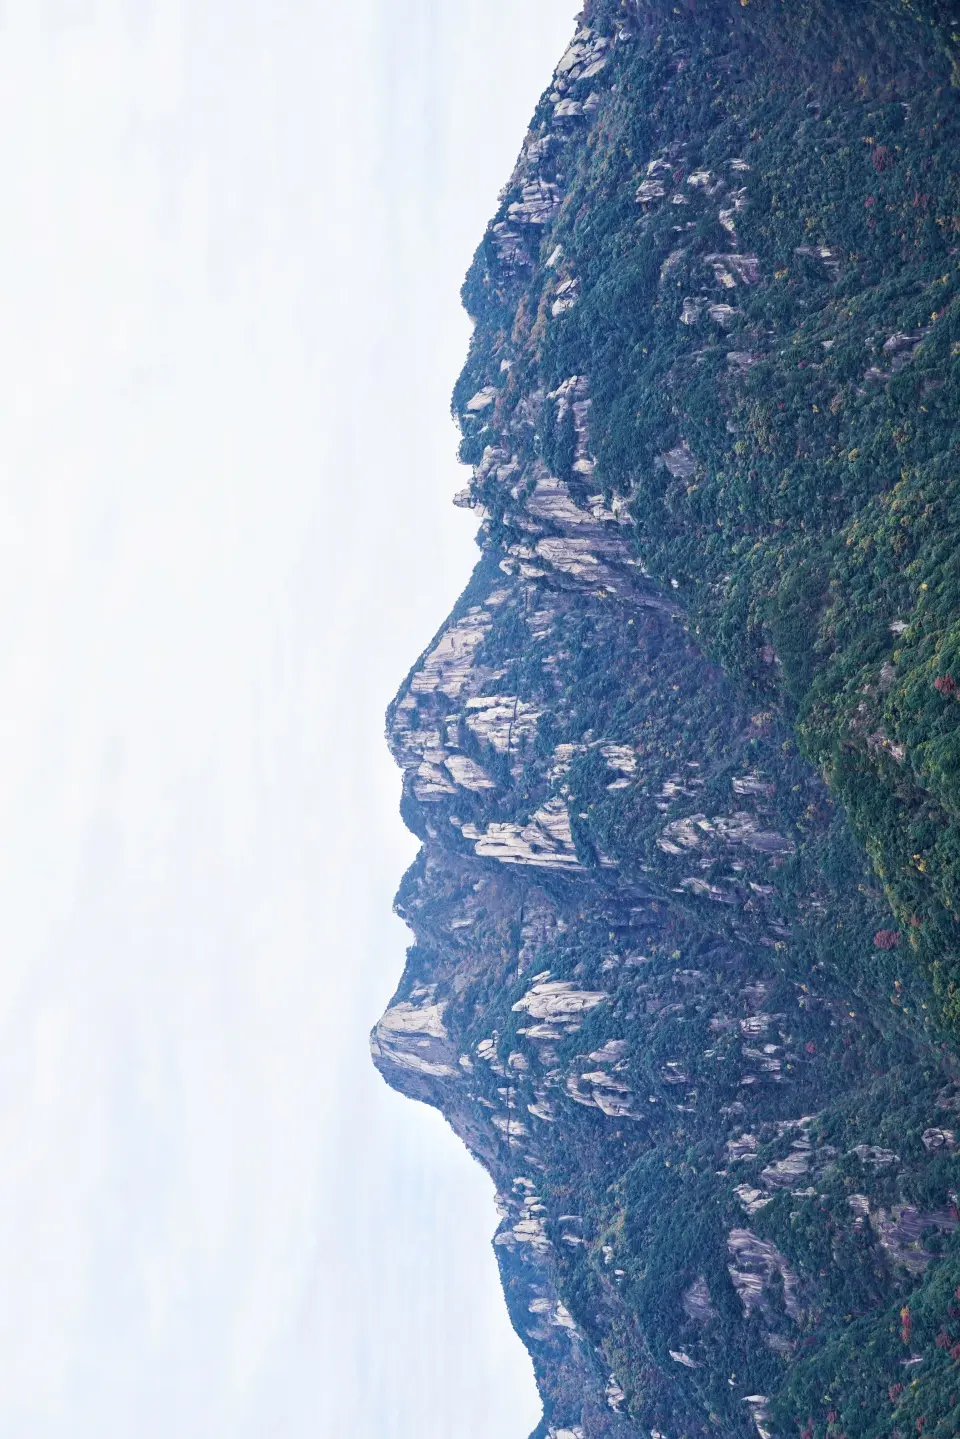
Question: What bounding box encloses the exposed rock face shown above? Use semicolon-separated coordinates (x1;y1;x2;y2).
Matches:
726;1229;800;1324
370;990;458;1079
373;4;960;1437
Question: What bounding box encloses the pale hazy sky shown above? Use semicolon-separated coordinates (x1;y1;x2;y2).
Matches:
0;2;577;1435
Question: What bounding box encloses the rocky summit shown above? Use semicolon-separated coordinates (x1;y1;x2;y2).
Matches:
372;3;960;1436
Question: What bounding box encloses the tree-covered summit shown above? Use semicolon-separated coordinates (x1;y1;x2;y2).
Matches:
377;4;960;1436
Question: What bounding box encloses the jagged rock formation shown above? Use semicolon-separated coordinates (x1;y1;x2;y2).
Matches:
373;4;960;1437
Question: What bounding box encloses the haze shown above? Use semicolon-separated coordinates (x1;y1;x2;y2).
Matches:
0;1;575;1434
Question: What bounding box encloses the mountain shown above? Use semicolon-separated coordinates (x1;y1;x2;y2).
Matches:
371;4;960;1435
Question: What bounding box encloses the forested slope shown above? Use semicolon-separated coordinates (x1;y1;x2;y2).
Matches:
373;4;960;1436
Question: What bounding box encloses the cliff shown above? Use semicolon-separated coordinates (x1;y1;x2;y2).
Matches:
373;4;960;1436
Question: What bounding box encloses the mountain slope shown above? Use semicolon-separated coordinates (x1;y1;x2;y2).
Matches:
373;5;960;1436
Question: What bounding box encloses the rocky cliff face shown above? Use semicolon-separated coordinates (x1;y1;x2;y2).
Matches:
373;5;960;1437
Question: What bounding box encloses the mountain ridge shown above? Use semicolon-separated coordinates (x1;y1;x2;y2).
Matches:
373;5;960;1436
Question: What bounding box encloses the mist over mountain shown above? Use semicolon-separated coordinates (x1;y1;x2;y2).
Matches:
373;4;960;1435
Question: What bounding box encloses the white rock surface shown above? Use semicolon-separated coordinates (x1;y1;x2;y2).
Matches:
606;1375;626;1412
732;773;774;797
761;1145;811;1188
590;1039;628;1062
795;243;841;277
496;1191;552;1254
727;1133;759;1162
670;1349;699;1369
661;442;696;479
659;812;794;856
535;536;601;578
379;996;446;1039
923;1126;957;1150
514;980;607;1022
371;995;457;1079
444;753;496;791
851;1144;899;1168
462;799;581;871
551;276;580;315
410;608;491;699
705;251;760;285
636;177;666;202
566;1066;636;1116
708;302;740;326
728;1229;799;1319
682;1276;717;1321
599;743;637;777
465;694;541;753
492;1113;529;1143
555;25;609;82
743;1395;773;1439
527;475;594;527
465;385;498;411
509;178;562;225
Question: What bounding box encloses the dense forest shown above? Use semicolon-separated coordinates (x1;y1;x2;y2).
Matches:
374;3;960;1436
